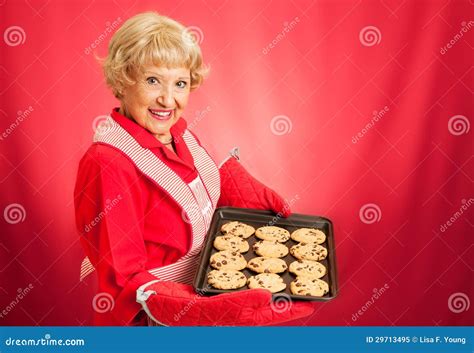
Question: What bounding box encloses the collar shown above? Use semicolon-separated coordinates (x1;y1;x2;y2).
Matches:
110;107;188;149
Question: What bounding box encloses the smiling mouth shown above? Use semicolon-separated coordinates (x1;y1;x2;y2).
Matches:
149;109;174;120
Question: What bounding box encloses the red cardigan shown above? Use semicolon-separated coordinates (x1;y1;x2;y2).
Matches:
74;108;210;325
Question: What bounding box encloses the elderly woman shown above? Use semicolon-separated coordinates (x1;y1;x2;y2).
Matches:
74;12;313;326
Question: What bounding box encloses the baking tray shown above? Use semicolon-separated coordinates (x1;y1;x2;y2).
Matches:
193;207;338;301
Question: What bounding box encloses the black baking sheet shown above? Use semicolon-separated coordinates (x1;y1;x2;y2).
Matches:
193;207;338;301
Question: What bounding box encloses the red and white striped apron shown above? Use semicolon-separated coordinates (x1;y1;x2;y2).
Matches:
80;116;220;286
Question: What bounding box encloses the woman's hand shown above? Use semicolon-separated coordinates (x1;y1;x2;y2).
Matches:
137;281;314;326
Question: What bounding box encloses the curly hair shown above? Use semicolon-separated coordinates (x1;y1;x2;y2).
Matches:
101;11;209;99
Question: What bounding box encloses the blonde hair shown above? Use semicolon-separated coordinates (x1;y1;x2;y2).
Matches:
101;12;208;99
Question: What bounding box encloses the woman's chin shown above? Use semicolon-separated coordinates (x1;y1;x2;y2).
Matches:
145;112;178;135
148;122;173;136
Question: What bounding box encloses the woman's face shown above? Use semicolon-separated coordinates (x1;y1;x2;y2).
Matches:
120;65;191;138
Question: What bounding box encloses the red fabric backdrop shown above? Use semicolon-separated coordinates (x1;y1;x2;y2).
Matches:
0;0;472;326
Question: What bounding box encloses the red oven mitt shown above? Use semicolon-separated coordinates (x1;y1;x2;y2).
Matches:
137;281;314;326
217;148;291;217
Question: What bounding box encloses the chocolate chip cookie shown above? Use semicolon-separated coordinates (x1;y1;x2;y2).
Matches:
289;259;326;279
247;257;288;274
290;243;328;261
213;235;249;253
247;273;286;293
220;221;255;238
210;250;247;270
207;269;247;289
290;277;329;297
252;240;289;258
290;228;326;244
255;226;290;243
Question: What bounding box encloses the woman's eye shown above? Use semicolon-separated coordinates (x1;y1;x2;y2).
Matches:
176;81;188;89
146;77;159;85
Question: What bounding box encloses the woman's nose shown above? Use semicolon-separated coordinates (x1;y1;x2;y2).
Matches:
157;87;174;107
